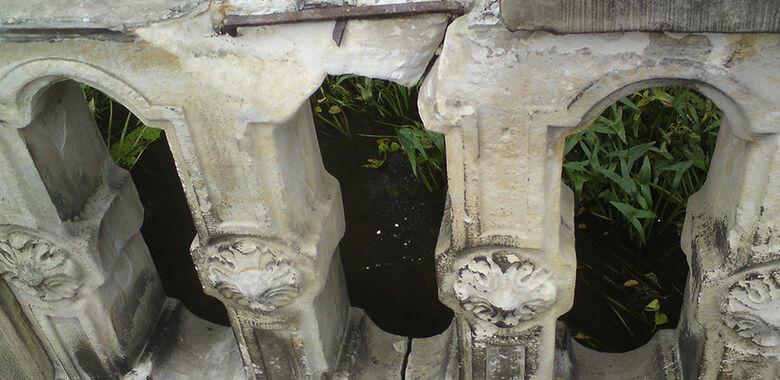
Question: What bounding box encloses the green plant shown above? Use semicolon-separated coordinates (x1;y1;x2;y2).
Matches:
311;75;446;191
82;84;161;170
562;87;721;350
376;122;446;192
563;87;720;248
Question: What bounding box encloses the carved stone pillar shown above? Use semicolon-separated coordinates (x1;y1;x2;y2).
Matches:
0;80;165;377
419;15;577;379
680;128;780;379
420;9;780;379
186;103;348;379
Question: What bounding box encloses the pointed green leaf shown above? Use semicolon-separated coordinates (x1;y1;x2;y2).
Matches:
598;168;637;195
655;312;668;326
619;97;640;112
639;156;652;185
644;299;660;312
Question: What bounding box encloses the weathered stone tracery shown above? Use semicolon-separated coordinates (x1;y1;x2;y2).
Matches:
0;0;778;379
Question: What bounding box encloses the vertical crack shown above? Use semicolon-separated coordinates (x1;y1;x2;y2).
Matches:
401;337;412;380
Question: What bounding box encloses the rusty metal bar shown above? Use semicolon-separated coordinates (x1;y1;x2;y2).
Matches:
220;1;465;35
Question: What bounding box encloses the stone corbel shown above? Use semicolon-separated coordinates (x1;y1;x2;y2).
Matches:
0;228;82;304
721;268;780;348
453;251;556;331
195;236;313;315
419;19;578;377
177;92;348;378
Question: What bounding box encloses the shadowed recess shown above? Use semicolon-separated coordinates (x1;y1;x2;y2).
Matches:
312;75;453;338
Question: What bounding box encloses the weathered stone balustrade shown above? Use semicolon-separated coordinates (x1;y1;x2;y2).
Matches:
0;0;777;378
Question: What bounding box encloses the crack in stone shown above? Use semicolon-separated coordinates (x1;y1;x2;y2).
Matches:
401;337;412;380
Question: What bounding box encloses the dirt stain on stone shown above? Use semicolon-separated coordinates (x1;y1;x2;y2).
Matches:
645;33;711;58
725;35;760;68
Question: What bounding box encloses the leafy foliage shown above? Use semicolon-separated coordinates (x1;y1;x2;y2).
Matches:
563;87;721;248
311;75;446;192
562;87;721;350
313;77;722;351
82;85;161;170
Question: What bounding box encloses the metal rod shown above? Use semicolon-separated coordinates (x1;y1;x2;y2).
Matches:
331;19;348;46
220;1;465;34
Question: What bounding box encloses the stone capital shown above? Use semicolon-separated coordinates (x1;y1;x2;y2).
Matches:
450;248;557;330
196;236;313;313
0;227;81;303
721;268;780;348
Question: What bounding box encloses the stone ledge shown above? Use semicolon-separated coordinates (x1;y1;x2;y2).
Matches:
500;0;780;33
0;0;206;32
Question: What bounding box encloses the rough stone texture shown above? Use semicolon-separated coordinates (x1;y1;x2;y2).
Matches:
500;0;780;33
0;1;450;378
0;0;207;30
0;279;53;380
125;300;244;380
0;80;166;378
565;330;682;379
334;309;409;379
0;0;779;378
420;11;780;379
405;323;458;380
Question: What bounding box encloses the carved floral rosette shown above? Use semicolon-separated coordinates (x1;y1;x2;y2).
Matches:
0;228;80;302
204;238;304;312
721;269;779;347
453;252;556;328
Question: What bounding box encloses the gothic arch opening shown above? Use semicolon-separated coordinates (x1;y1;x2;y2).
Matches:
79;83;230;326
14;78;228;326
0;76;244;377
559;85;722;352
310;75;452;337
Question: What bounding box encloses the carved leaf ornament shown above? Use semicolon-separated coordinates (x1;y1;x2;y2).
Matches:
721;270;780;347
454;253;556;327
0;230;80;301
207;239;300;312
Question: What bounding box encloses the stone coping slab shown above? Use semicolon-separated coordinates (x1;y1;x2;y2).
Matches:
0;0;206;32
500;0;780;33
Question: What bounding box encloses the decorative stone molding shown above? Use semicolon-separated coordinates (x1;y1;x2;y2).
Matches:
0;229;80;302
453;252;556;327
721;269;780;347
205;238;301;312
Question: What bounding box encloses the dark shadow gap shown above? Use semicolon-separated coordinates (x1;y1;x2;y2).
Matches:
312;75;453;338
132;135;229;326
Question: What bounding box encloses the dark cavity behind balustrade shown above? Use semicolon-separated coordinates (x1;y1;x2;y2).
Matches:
314;110;453;338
